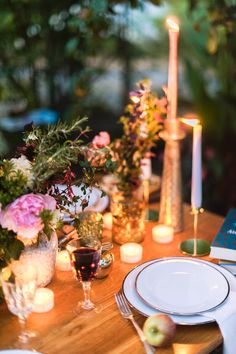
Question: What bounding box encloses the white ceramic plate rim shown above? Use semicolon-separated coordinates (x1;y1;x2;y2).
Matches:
122;257;236;325
135;258;230;315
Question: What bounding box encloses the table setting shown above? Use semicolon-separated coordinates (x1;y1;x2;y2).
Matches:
0;15;236;354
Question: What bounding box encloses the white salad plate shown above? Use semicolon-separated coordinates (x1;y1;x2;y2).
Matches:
135;258;230;315
122;257;236;325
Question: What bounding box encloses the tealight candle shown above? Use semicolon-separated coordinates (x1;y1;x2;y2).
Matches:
120;243;143;263
33;288;54;313
152;224;174;244
56;250;71;271
103;212;113;230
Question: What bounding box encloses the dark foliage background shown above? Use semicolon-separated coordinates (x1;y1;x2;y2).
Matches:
0;0;235;216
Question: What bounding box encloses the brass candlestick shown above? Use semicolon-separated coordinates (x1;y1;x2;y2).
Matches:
180;208;210;256
159;120;185;233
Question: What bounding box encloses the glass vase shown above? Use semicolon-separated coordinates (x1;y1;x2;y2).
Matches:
11;231;58;287
111;193;145;245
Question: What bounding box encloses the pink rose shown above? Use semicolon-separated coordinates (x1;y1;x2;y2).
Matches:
92;131;110;149
0;194;56;239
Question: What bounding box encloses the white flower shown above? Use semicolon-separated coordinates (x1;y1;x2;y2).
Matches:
10;155;34;188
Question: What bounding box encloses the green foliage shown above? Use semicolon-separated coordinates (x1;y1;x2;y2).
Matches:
0;0;157;114
0;227;24;268
0;160;28;208
112;80;165;194
24;118;90;191
39;209;56;240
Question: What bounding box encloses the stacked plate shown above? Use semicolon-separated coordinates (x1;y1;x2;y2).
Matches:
122;257;236;325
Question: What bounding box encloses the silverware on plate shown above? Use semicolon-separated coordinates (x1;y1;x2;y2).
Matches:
115;291;155;354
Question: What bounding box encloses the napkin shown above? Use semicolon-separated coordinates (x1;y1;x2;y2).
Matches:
201;291;236;354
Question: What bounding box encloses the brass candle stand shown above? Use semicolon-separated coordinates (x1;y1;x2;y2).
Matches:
180;208;210;256
159;120;185;233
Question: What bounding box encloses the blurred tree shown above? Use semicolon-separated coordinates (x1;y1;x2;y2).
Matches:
0;0;160;118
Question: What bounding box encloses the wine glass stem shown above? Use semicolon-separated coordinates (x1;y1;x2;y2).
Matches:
81;281;94;309
18;315;29;344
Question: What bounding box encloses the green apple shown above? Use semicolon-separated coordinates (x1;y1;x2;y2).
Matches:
143;313;176;347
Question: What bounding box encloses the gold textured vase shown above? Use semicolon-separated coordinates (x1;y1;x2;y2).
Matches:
111;193;145;245
159;120;185;233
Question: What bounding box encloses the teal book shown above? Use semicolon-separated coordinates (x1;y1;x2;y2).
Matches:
210;208;236;261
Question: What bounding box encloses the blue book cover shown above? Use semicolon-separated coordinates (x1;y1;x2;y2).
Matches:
210;208;236;261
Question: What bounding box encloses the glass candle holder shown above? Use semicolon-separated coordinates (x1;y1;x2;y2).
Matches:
111;193;145;245
74;211;103;243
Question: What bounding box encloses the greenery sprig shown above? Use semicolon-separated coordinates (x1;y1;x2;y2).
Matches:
111;80;166;194
23;118;90;191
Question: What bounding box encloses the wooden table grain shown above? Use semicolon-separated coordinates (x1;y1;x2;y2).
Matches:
0;205;224;354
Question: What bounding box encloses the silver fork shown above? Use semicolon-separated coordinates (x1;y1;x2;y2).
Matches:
115;291;155;354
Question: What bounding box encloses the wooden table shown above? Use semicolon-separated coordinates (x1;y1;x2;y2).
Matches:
0;205;224;354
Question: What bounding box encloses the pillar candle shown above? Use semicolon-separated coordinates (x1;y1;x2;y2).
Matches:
180;117;202;209
166;18;179;121
191;123;202;209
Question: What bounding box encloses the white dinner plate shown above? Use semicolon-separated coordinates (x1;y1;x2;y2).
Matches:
135;258;230;315
122;257;236;325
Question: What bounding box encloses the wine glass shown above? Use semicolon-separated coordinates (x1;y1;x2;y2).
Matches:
66;236;101;312
0;263;37;348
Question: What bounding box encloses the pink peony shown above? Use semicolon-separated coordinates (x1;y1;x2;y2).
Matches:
0;194;56;239
92;131;110;149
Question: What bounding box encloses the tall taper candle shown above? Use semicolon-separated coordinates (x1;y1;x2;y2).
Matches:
191;123;202;209
166;18;179;121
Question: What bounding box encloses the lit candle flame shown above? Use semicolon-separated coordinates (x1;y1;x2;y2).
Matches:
166;18;179;32
180;118;200;127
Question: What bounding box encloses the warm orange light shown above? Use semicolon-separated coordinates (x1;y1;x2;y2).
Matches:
130;96;140;104
180;118;200;127
166;17;179;32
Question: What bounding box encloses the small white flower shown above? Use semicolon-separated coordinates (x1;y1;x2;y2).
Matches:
27;131;38;141
10;155;34;188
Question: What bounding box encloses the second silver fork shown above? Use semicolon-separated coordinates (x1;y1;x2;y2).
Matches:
115;291;155;354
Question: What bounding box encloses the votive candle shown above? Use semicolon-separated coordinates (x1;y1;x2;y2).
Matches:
120;243;143;263
152;224;174;243
56;250;71;271
33;288;54;313
103;212;113;230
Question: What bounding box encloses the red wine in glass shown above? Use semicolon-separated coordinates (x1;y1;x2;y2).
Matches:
72;248;100;282
66;238;102;312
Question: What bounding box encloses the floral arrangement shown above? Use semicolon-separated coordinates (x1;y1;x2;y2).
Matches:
111;80;167;195
0;119;113;267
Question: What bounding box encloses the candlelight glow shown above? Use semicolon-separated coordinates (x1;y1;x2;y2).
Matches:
180;118;200;127
130;96;140;104
166;18;179;32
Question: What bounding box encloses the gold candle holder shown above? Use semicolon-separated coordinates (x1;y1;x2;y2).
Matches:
159;120;185;233
179;208;210;256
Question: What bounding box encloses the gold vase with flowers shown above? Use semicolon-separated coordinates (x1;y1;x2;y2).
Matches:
110;80;166;244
